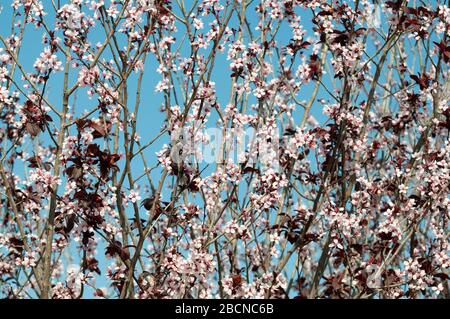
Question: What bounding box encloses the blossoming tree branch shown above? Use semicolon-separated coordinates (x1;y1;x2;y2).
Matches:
0;0;449;299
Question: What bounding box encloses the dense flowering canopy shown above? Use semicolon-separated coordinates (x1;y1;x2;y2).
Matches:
0;0;449;299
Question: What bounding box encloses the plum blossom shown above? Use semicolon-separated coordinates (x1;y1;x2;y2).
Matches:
33;47;63;73
0;0;448;301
